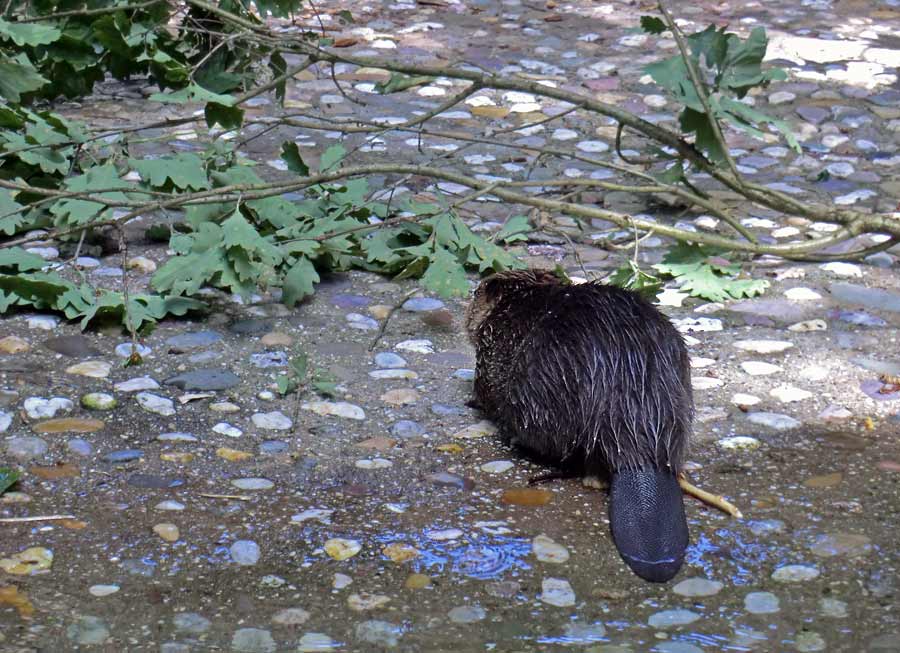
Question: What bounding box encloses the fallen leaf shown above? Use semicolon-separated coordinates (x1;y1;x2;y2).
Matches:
0;585;34;618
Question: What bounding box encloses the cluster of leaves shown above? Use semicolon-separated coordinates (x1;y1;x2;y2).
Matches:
275;351;337;398
0;247;203;329
0;0;328;105
640;17;799;163
150;144;525;305
653;242;769;301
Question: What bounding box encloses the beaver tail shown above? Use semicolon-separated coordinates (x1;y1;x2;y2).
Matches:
608;468;688;582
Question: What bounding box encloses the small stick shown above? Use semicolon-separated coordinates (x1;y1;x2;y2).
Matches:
678;476;743;519
199;493;251;501
368;288;418;352
0;515;77;523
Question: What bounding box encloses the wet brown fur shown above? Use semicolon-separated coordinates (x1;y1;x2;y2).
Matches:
465;269;693;475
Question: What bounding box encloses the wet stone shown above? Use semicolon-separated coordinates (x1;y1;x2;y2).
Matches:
157;432;198;443
0;411;11;432
5;436;48;459
540;578;576;607
88;584;119;597
356;620;400;647
431;403;466;416
66;616;110;645
81;393;117;411
103;449;144;464
746;412;802;430
232;478;274;490
749;519;786;535
24;397;73;419
173;612;211;634
819;598;849;618
427;472;474;491
164;369;240;391
65;360;111;378
298;633;340;652
648;609;701;628
448;605;486;623
231;628;276;653
830;283;900;313
114;376;159;392
115;343;151;358
251;411;292;430
231;540;261;565
673;578;724;597
127;474;183;489
250;351;288;368
67;438;93;457
390;420;425;438
532;534;569;564
136;392;175;416
42;335;100;358
375;352;407;368
403;297;445;312
808;532;872;557
795;631;826;652
272;608;310;626
260;440;289;455
121;559;155;576
332;294;371;309
772;564;820;582
744;591;781;614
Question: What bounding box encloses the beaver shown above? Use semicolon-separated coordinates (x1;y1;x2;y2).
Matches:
465;269;692;582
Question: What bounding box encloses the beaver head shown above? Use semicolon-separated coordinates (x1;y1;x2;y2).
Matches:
464;269;567;344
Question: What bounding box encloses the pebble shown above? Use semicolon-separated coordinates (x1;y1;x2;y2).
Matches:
772;564;820;582
346;313;379;330
157;431;198;443
821;262;862;277
784;287;822;301
741;361;782;376
369;369;418;380
165;331;222;349
260;440;288;455
164;369;240;391
391;420;425;438
818;598;849;618
355;458;393;469
213;422;243;437
24;397;73;419
454;368;475;381
88;585;120;597
0;411;11;433
250;351;288;368
448;606;486;623
80;392;117;410
576;140;609;153
272;607;310;625
380;389;419;405
103;449;144;464
348;594;391;612
732;393;761;406
231;628;276;653
251;411;292;430
481;460;514;474
795;631;826;652
5;436;48;459
210;401;240;412
66;616;110;645
297;633;340;651
648;608;701;628
748;521;785;537
673;578;724;597
734;340;794;354
67;438;93;457
356;620;401;647
153;523;180;542
114;376;160;392
27;315;59;330
172;613;211;635
325;538;362;561
403;297;445;312
808;532;872;557
155;500;185;511
65;360;112;378
540;578;575;607
136;392;175;416
800;365;829;382
532;534;570;563
230;540;261;565
788;319;827;332
0;336;29;353
114;343;151;358
232;478;274;490
744;591;781;614
302;401;365;420
770;385;813;403
395;339;434;354
453;420;497;439
374;352;407;368
746;412;802;430
426;528;464;541
716;435;762;451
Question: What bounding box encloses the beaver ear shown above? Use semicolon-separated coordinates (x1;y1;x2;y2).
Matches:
476;274;505;302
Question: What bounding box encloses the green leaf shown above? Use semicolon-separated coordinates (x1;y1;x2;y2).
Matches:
608;260;663;299
337;9;354;23
0;468;19;495
420;247;469;297
204;102;244;130
130;153;210;191
680;106;726;162
49;164;132;226
149;84;236;106
269;51;287;105
640;16;667;35
282;256;319;307
0;19;62;46
654;242;769;302
494;215;532;243
290;352;308;379
275;373;298;396
312;379;338;398
0;247;47;272
281;142;309;176
374;73;434;94
0;189;25;236
319;144;346;171
718;96;800;153
0;56;50;102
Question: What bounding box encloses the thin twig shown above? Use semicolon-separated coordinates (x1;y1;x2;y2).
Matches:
368;288;418;352
0;515;77;523
199;493;251;500
679;476;742;519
